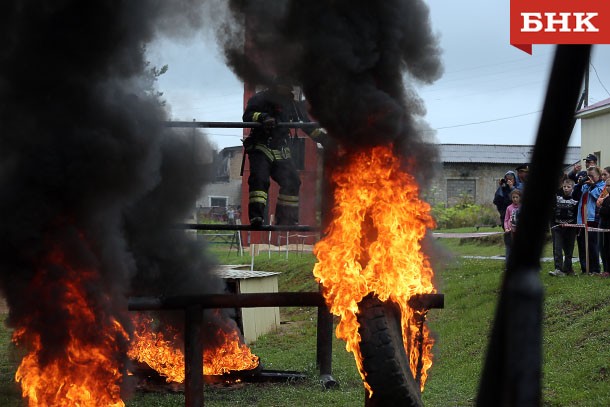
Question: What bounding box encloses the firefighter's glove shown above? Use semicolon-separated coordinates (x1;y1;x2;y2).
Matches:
310;128;329;147
310;128;327;140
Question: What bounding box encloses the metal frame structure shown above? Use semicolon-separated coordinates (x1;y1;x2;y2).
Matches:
128;288;443;406
129;289;334;406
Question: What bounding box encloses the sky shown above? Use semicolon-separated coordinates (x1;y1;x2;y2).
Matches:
146;1;610;152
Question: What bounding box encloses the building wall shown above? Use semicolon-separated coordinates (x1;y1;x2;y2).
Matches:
425;163;529;208
226;147;244;179
239;276;280;344
197;147;244;209
581;114;610;168
198;180;242;208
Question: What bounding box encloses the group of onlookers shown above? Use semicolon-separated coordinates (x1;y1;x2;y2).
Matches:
493;154;610;277
493;164;528;261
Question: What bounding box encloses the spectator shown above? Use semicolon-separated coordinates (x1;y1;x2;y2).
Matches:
596;167;610;276
549;178;578;277
227;207;236;225
583;153;598;170
515;163;529;190
566;161;582;183
493;170;517;229
596;166;610;206
503;189;522;261
572;165;605;275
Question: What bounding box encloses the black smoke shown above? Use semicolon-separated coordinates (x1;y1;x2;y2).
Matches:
219;0;443;175
0;0;224;388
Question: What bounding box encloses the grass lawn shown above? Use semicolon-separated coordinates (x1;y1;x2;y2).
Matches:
1;233;608;406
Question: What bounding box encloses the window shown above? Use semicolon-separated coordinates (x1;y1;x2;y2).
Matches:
210;196;228;207
446;179;476;206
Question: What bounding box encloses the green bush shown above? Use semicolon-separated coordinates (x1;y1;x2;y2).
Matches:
431;201;499;229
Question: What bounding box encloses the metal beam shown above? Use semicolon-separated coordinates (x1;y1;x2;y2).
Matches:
165;121;319;129
175;223;319;232
128;292;444;312
128;292;325;311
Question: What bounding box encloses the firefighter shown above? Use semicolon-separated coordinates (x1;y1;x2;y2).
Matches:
242;76;326;226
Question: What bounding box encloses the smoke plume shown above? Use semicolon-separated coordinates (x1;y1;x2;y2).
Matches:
219;0;443;174
0;0;223;382
0;0;443;400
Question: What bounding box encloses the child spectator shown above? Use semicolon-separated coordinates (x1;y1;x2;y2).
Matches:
549;179;578;276
503;189;521;261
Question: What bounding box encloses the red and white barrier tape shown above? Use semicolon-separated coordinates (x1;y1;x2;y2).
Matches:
551;223;610;232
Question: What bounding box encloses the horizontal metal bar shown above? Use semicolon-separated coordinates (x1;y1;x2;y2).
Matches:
176;223;320;232
165;121;319;129
129;293;444;311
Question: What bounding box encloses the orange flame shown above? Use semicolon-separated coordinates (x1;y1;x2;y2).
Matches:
313;145;436;391
12;247;129;406
128;313;259;382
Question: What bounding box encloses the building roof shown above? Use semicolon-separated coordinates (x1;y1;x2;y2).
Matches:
575;97;610;119
439;144;580;165
224;142;581;166
214;265;280;279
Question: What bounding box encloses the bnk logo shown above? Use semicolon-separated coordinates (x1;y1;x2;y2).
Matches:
510;0;610;54
522;12;599;33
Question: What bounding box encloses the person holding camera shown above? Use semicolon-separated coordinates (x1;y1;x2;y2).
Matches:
572;166;605;275
493;170;517;230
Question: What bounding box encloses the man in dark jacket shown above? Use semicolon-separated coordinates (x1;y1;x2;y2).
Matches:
242;76;325;226
493;170;517;229
583;153;598;170
514;163;529;190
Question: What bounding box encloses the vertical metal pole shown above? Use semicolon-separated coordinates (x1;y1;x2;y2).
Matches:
237;219;243;256
317;142;339;389
316;300;334;373
250;242;255;271
414;311;427;385
185;305;204;407
316;280;337;389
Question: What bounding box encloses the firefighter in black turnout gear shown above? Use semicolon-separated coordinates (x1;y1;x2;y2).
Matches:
242;77;326;226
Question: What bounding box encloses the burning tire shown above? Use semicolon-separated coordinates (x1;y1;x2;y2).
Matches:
358;294;422;407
